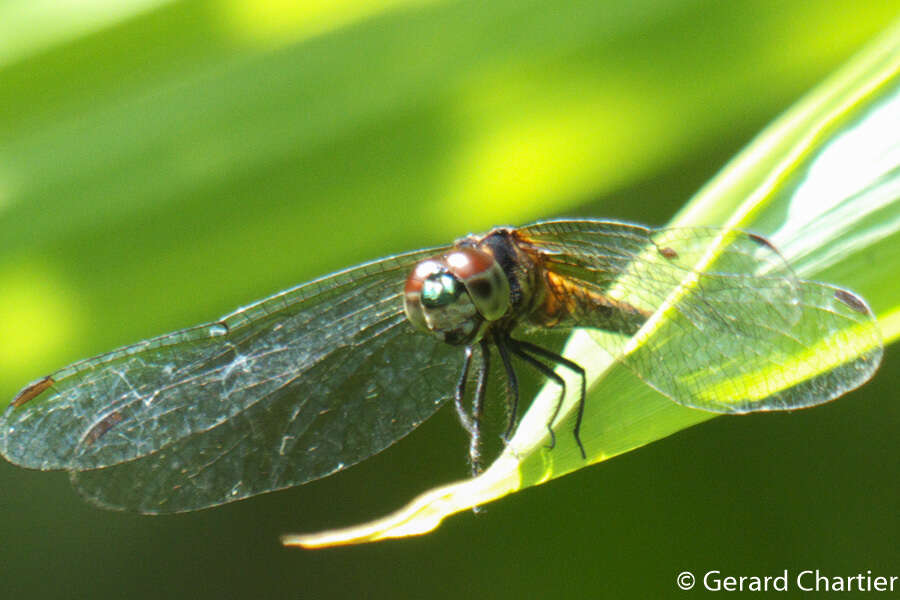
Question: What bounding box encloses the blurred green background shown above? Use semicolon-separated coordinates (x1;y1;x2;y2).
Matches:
1;1;897;598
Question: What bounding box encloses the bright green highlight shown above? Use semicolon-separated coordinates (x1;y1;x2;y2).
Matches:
216;0;440;46
0;0;173;67
0;261;83;376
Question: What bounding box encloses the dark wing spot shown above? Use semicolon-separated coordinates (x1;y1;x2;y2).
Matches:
833;288;869;315
83;411;125;446
747;232;777;251
658;246;678;259
11;376;55;408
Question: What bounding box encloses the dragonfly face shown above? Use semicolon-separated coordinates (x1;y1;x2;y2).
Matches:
403;244;511;346
0;219;882;514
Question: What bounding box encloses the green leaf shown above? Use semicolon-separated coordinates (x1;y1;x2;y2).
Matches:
285;16;900;548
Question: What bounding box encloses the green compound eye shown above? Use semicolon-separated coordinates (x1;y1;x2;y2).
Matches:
421;273;461;308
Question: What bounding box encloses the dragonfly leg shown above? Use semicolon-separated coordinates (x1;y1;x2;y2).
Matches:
494;333;519;443
509;339;587;460
469;340;491;477
507;342;564;451
453;346;475;437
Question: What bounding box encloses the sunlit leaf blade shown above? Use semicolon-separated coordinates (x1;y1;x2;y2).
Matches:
282;454;522;548
284;18;899;547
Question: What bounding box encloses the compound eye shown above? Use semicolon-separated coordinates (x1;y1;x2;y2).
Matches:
403;260;485;345
444;249;510;322
421;272;463;308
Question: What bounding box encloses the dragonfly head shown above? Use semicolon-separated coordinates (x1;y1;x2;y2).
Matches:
404;248;511;346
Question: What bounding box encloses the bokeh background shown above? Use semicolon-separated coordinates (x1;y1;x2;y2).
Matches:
1;1;897;598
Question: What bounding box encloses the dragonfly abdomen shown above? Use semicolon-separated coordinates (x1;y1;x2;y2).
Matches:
527;270;649;335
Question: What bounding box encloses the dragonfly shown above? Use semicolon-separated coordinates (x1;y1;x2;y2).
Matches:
0;219;882;514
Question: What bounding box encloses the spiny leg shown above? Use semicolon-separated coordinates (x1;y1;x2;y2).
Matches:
469;340;491;477
509;338;587;459
453;346;475;437
507;342;565;451
494;332;519;442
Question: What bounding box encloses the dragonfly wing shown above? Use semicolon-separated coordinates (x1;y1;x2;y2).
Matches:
519;219;882;412
2;246;463;506
70;309;463;512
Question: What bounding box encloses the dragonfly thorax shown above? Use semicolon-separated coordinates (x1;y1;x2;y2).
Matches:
403;247;511;345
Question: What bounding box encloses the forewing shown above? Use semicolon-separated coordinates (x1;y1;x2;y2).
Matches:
1;246;460;498
70;310;463;512
519;220;882;412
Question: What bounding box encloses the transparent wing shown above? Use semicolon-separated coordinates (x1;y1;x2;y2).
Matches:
519;219;883;412
1;246;465;511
